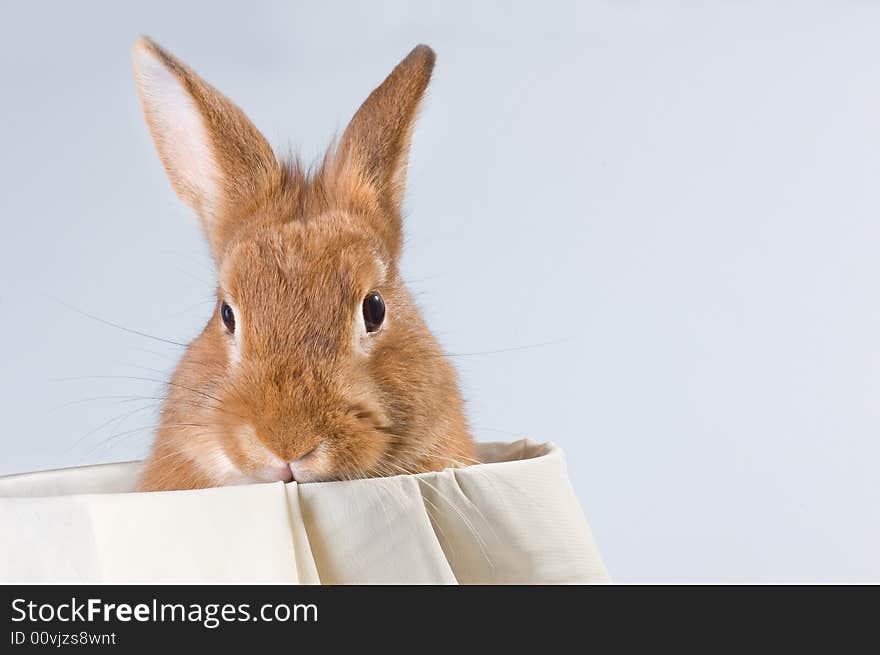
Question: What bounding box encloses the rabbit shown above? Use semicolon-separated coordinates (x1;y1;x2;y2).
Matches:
131;37;476;491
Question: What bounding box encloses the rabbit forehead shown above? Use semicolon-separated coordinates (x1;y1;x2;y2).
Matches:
217;221;386;350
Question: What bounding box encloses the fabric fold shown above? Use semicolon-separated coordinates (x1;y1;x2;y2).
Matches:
296;475;458;584
0;440;610;584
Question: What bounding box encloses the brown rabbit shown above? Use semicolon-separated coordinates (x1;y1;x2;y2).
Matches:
131;37;476;490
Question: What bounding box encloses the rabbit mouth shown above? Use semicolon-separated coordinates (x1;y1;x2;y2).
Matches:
244;437;330;484
253;450;319;484
287;447;321;483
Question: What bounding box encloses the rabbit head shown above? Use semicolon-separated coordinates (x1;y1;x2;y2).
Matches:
132;37;475;490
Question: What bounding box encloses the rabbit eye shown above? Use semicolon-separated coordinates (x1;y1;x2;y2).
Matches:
220;301;236;333
362;292;385;333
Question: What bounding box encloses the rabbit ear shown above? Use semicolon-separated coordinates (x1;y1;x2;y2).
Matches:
131;37;278;260
332;45;435;256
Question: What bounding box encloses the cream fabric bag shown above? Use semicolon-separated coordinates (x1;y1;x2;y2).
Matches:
0;440;609;584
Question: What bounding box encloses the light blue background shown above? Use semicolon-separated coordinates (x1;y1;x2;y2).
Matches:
2;2;879;581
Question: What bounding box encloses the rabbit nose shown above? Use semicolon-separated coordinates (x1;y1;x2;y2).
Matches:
263;463;293;483
288;446;318;483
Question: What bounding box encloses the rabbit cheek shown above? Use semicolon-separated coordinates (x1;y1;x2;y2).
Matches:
329;426;391;480
199;443;247;486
